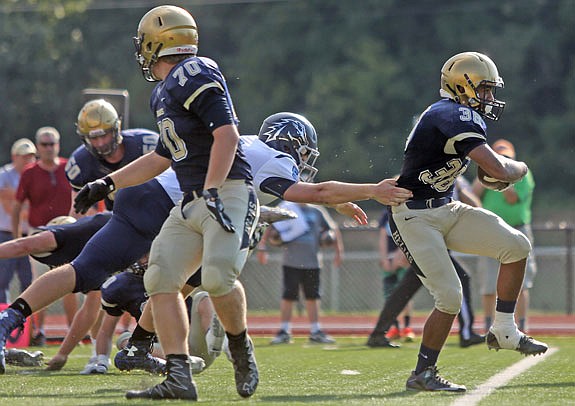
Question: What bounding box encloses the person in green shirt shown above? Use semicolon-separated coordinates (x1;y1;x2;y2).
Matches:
473;139;537;333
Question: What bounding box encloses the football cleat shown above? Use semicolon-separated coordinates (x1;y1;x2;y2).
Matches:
402;327;416;342
460;333;486;348
259;206;298;224
80;355;110;374
366;334;400;348
406;366;466;392
0;308;26;374
30;332;46;347
486;328;548;356
115;331;132;351
270;330;292;345
309;330;336;344
126;356;197;400
228;334;259;398
188;356;206;374
205;313;226;357
385;326;401;340
5;348;44;367
114;339;166;375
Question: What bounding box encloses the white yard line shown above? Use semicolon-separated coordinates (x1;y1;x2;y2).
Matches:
451;347;558;406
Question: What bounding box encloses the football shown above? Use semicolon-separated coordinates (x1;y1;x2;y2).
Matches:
477;166;511;191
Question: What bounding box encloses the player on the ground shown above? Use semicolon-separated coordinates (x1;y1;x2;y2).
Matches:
0;167;181;375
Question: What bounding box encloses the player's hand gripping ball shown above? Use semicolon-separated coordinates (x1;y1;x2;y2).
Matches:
477;166;511;191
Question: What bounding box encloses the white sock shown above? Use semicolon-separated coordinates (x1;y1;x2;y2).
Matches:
310;322;321;334
96;354;110;367
91;337;97;357
281;322;290;333
492;311;518;331
491;311;521;349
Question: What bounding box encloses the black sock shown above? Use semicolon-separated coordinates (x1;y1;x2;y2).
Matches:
496;299;516;313
226;329;247;344
131;324;156;342
415;344;440;374
9;298;32;318
166;353;189;361
404;315;411;328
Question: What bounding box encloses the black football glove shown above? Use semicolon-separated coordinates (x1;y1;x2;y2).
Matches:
202;188;235;233
74;176;115;214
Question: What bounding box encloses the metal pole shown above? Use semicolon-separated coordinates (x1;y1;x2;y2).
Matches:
565;227;574;315
331;265;340;312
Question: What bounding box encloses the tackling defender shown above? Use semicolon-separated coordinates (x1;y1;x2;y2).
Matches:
0;111;409;380
112;111;410;376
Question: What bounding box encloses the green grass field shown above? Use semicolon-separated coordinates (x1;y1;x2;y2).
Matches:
0;336;573;405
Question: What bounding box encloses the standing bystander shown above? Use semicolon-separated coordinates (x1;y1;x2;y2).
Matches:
259;202;343;345
11;127;72;346
473;139;537;333
0;139;36;303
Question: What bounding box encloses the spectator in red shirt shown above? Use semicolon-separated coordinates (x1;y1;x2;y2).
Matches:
11;127;74;346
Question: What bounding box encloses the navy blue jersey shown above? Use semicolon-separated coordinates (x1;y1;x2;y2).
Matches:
100;272;147;319
397;99;487;200
31;213;112;268
101;270;192;320
71;178;176;293
66;129;159;209
151;56;252;192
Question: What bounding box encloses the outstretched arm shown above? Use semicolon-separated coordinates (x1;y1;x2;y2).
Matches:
282;178;412;207
46;291;103;371
74;152;171;214
107;151;171;190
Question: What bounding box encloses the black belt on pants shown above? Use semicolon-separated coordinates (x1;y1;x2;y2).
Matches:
182;188;204;207
181;188;204;219
405;197;453;210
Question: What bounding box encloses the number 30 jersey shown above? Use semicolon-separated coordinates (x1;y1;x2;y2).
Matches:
151;56;252;193
397;98;488;200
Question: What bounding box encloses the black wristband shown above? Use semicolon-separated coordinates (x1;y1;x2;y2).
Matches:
202;188;218;199
103;176;116;192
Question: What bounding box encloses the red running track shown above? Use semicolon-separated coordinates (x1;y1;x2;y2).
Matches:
43;313;575;340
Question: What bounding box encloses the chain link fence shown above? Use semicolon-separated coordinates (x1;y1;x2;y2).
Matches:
241;224;574;315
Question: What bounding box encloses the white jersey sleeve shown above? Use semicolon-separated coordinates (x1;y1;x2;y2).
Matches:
240;136;298;206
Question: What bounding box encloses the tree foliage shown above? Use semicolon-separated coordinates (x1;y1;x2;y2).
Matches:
0;0;573;207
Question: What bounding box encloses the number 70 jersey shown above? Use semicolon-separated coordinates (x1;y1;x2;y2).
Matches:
151;56;251;192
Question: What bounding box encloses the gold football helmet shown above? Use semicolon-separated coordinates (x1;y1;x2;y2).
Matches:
76;99;122;158
134;5;199;82
440;52;505;120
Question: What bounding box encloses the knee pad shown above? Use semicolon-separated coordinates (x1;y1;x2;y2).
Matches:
143;264;180;295
500;232;532;263
434;286;463;315
201;256;237;297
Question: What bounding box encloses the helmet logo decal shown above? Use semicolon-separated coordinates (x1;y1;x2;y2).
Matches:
262;118;307;144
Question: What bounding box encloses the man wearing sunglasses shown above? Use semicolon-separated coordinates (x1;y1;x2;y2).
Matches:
11;126;72;346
